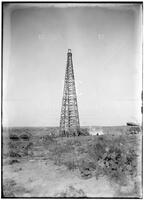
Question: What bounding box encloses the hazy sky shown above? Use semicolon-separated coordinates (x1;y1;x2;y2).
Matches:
3;3;142;127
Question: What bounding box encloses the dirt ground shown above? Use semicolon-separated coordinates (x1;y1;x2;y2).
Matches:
3;157;117;197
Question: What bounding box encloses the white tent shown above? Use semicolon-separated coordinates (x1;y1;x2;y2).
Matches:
88;127;104;136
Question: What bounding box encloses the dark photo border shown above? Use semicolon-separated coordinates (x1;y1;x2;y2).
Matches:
1;1;143;198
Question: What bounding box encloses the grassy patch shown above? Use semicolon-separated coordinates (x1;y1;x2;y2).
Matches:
55;185;87;197
2;179;30;197
48;134;139;186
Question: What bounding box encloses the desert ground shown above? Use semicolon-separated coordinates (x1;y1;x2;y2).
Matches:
2;126;142;198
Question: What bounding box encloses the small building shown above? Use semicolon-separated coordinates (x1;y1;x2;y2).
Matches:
126;122;140;126
126;122;141;134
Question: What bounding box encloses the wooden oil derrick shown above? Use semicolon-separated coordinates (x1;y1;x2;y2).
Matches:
60;49;80;136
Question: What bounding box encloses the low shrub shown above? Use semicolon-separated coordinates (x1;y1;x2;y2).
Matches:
93;141;138;185
63;159;77;170
48;134;138;186
127;126;141;134
87;137;107;162
8;141;33;158
3;179;16;197
20;134;30;141
55;185;87;197
9;135;19;141
78;158;96;179
78;128;89;136
9;151;21;158
40;135;54;144
3;179;30;197
9;159;20;165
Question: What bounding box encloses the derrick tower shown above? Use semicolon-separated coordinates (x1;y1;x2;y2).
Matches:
60;49;80;136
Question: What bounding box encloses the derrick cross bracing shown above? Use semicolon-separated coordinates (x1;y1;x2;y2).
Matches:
60;49;80;136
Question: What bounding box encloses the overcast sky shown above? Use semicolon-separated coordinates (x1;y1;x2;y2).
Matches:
3;3;142;127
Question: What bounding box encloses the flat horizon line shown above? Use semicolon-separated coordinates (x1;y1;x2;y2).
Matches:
2;125;128;128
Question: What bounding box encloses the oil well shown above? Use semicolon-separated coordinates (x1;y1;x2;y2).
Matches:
60;49;80;136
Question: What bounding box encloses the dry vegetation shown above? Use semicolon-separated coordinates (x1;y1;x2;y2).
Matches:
48;134;140;185
55;185;87;197
2;126;142;197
